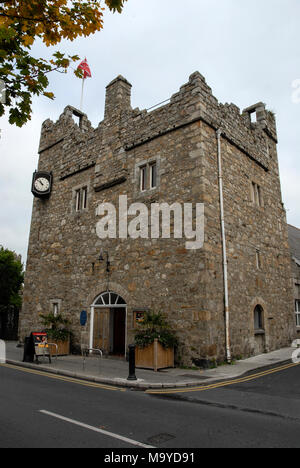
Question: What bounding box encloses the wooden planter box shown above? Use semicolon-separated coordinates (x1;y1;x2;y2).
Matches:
48;339;70;356
135;339;174;372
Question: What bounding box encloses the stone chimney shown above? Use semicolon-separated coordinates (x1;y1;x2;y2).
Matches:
104;75;132;121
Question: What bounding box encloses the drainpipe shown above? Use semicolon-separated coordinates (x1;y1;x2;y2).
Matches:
216;129;232;364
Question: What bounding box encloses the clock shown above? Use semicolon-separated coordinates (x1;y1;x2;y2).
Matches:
31;171;53;198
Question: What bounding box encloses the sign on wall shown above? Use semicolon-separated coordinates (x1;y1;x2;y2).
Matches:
80;310;87;326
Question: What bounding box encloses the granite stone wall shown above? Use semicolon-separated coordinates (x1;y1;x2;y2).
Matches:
19;72;297;366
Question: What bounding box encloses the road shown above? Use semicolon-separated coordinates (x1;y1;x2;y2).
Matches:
0;362;299;449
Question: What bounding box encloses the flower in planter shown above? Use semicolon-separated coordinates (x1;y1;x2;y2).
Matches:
134;311;178;349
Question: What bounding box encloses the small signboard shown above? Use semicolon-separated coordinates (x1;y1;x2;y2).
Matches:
134;311;145;325
31;332;49;357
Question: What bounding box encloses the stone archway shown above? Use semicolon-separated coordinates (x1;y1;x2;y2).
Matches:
89;289;128;357
249;297;269;355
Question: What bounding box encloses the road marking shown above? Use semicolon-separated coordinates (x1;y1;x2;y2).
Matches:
40;410;154;448
147;361;300;395
0;363;125;392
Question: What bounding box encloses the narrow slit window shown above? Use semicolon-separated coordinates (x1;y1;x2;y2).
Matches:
53;303;59;317
75;189;81;212
140;166;147;192
254;305;264;331
251;182;262;207
150;163;157;189
296;300;300;327
256;250;262;270
82;187;88;210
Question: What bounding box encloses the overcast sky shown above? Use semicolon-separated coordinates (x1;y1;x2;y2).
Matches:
0;0;299;264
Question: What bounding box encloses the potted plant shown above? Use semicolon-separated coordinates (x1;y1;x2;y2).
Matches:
40;313;71;356
134;311;178;371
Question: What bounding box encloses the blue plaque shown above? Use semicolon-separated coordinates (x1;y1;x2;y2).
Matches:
80;310;87;326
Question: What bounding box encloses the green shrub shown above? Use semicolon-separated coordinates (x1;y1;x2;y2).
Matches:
134;311;178;350
40;313;71;343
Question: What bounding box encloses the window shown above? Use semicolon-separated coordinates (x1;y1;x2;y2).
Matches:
53;303;59;317
251;182;262;207
138;161;158;192
250;111;257;124
150;162;157;189
75;186;88;212
82;186;88;210
75;189;81;212
256;250;262;270
296;300;300;327
140;166;147;192
254;305;264;331
93;291;126;306
50;299;61;317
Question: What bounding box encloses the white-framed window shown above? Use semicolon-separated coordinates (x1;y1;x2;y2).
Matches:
75;189;81;212
75;186;88;212
82;186;88;209
139;161;158;192
296;300;300;327
150;162;157;189
140;165;147;192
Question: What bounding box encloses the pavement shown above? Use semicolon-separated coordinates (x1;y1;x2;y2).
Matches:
2;341;298;391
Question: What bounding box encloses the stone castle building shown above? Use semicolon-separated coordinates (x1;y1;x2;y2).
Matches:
288;224;300;335
19;72;297;365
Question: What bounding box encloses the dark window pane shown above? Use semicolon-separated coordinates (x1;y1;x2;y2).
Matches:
117;296;126;305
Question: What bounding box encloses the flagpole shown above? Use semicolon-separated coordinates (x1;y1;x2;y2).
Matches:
80;77;85;111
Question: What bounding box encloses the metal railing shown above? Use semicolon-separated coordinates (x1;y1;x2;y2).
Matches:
81;347;103;374
47;343;58;364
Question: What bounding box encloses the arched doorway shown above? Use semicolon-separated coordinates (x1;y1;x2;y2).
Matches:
90;291;127;357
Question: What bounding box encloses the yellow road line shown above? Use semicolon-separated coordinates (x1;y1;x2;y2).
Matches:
147;361;300;395
0;363;125;392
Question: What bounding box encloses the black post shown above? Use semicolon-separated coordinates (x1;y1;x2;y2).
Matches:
23;336;34;363
127;344;137;381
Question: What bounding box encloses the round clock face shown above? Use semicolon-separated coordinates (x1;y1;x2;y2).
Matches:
34;177;50;192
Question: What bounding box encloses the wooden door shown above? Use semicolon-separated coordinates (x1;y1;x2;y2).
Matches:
113;308;126;355
93;309;110;352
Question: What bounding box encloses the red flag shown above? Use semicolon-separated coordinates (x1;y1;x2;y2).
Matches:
77;58;92;79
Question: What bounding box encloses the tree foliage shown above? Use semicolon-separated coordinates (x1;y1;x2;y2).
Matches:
0;246;24;308
0;0;127;126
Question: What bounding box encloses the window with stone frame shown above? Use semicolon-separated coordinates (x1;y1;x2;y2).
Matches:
139;161;158;192
50;299;61;317
256;249;262;270
52;302;59;317
254;305;264;331
74;185;88;212
140;165;147;192
251;182;263;207
150;162;157;189
296;300;300;327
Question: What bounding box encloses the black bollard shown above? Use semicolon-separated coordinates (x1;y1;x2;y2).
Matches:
23;336;34;363
127;344;137;381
